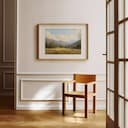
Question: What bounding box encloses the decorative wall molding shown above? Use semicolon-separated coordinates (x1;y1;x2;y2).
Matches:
2;71;14;90
19;78;68;102
17;72;106;76
16;74;106;110
2;0;6;62
2;0;15;63
17;72;73;76
0;66;14;69
0;0;16;97
0;92;13;96
16;73;106;82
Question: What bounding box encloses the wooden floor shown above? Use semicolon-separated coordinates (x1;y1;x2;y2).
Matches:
0;110;106;128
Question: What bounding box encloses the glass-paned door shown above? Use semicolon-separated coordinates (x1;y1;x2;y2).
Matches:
106;0;128;127
118;0;128;127
106;0;116;127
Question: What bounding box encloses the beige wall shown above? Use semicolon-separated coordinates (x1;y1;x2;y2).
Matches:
16;0;106;110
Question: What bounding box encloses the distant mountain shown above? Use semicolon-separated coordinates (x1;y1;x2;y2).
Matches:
67;40;81;49
46;38;81;49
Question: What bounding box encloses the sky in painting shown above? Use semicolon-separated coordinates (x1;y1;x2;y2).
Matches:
46;29;81;42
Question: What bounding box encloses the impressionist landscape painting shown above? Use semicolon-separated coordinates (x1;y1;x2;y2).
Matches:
45;29;81;54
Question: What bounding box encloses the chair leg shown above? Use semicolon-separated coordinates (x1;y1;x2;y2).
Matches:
93;83;96;113
62;83;66;115
73;82;76;112
73;97;76;112
62;95;66;115
85;85;88;118
93;96;96;113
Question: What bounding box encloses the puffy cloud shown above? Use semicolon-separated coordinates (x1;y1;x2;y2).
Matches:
46;30;81;42
46;31;57;40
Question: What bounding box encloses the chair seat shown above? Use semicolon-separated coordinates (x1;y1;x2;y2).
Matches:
64;91;96;98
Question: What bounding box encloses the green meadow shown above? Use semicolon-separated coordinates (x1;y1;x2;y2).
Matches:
45;48;81;54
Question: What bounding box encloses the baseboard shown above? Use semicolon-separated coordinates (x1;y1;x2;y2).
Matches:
16;100;106;110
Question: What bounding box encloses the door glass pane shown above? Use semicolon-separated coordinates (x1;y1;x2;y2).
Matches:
110;92;114;120
109;0;114;31
119;23;124;58
107;90;110;115
125;21;128;58
107;64;110;89
125;101;128;128
119;62;124;96
107;5;110;32
108;64;114;90
125;0;128;18
119;0;124;21
118;97;124;128
107;35;109;61
107;34;114;61
125;62;128;99
109;34;114;61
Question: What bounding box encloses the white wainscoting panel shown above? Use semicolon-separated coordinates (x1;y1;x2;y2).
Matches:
16;74;106;110
20;79;63;101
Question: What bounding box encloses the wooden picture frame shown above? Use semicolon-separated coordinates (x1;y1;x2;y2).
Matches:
37;23;88;60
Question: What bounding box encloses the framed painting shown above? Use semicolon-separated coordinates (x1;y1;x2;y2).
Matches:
37;23;88;60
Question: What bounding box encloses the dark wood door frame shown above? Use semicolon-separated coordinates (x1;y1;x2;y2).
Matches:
106;0;119;127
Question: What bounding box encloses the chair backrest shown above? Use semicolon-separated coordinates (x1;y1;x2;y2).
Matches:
73;74;96;83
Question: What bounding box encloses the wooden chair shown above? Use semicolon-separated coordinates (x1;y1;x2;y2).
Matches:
62;74;96;118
